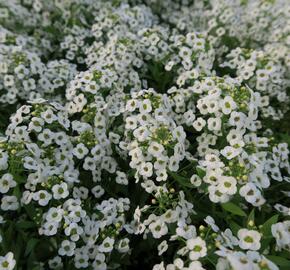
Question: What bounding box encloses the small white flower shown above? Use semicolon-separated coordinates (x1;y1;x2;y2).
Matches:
217;176;237;195
73;143;89;159
204;216;219;232
238;229;261;250
148;142;164;158
64;222;83;242
149;220;168;239
41;109;57;124
52;183;69;200
58;240;76;257
221;146;241;160
158;240;168;256
139;99;152;114
187;236;207;260
33;190;52;206
28;117;44;132
1;196;19;211
188;261;206;270
0;174;16;194
116;171;128;185
98;237;115;253
117;238;130;253
220;96;237;115
126;99;139;112
74;253;89;269
125;116;137;130
139;162;153;178
0;252;16;270
91;185;105;198
193;117;206;131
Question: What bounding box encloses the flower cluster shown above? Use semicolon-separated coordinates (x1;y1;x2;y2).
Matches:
0;1;289;270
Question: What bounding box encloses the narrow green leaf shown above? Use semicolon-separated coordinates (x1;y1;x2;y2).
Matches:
221;202;247;217
168;171;193;188
247;208;255;225
261;214;279;236
196;167;206;178
25;238;39;256
265;255;290;268
229;221;242;235
16;221;37;230
260;215;279;252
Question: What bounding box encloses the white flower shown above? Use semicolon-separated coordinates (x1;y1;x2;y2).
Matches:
73;143;89;159
193;117;206;131
28;117;44;132
0;150;8;170
0;174;16;194
23;78;36;91
117;238;130;253
162;209;178;223
126;99;139;112
158;240;168;255
139;162;153;178
91;185;105;198
188;261;205;270
125;116;138;130
41;109;57;123
149;220;168;239
217;176;237;195
148;142;164;158
52;183;69;200
204;216;219;232
1;196;19;211
238;229;261;251
116;171;128;185
3;75;14;87
48;256;63;269
64;222;83;242
33;190;52;206
74;253;89;269
190;174;202;187
46;207;63;223
207;117;222;131
221;146;241;160
139;99;152;114
58;240;76;257
98;237;115;253
208;185;230;203
220;96;237;115
133;126;150;142
73;187;88;200
271;221;290;250
0;252;16;270
187;237;207;260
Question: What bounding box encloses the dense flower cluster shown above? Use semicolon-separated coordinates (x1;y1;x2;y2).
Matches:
0;0;289;269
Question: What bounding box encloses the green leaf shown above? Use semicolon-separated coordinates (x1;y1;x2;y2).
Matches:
260;214;279;251
168;171;193;188
24;204;37;220
196;167;206;178
229;221;242;235
16;221;37;230
2;222;14;253
14;234;24;262
221;202;247;217
261;214;279;236
265;255;290;269
32;265;43;270
25;238;40;256
247;208;255;225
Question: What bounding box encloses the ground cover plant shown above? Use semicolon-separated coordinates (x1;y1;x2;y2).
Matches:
0;0;290;269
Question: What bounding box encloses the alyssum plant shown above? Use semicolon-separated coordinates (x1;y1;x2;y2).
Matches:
0;0;289;269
